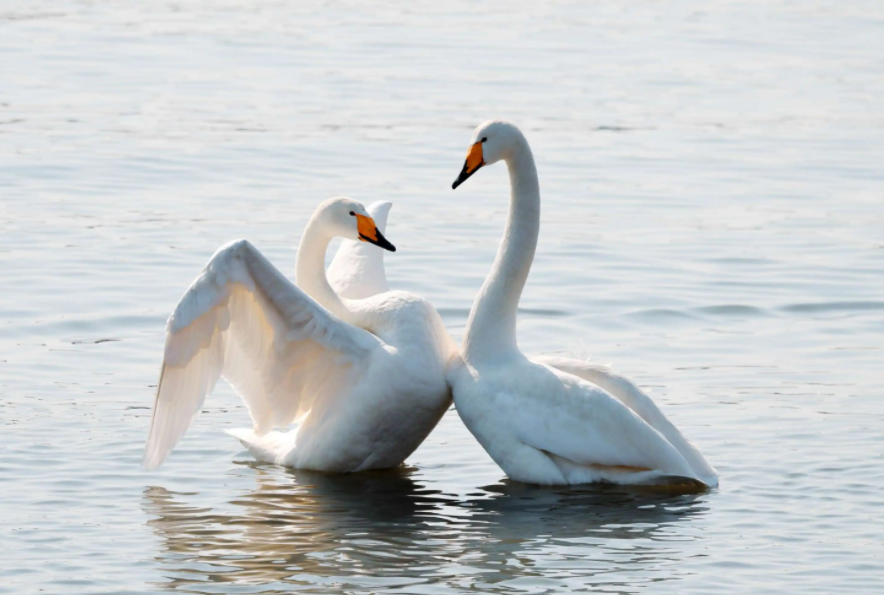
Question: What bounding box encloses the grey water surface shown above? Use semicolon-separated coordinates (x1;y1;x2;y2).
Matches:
2;1;883;593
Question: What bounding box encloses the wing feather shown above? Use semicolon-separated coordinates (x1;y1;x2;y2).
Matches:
511;389;692;477
143;239;382;469
534;355;717;485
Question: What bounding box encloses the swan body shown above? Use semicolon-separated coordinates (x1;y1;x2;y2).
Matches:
144;197;454;472
448;121;718;487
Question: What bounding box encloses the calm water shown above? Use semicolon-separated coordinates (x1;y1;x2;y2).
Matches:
2;1;883;593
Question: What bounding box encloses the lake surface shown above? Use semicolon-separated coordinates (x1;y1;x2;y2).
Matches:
2;1;883;593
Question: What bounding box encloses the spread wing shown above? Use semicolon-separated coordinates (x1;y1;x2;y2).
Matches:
534;355;717;485
143;239;382;469
327;201;391;299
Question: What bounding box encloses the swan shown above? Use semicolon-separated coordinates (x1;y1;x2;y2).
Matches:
143;197;455;472
326;200;393;299
447;120;718;488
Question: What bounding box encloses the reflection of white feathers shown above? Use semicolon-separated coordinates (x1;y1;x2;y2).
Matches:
144;198;454;473
447;120;717;487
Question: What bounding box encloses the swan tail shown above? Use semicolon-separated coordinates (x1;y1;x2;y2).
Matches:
226;428;297;465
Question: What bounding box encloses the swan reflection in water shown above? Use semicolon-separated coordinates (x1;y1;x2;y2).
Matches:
143;463;709;593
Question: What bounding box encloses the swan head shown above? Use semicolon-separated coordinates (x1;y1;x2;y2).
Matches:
452;120;523;189
316;197;396;252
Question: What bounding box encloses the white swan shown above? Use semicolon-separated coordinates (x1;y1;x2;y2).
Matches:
326;201;392;299
143;197;455;472
447;120;718;488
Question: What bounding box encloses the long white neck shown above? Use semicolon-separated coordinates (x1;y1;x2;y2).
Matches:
295;216;350;320
463;134;540;362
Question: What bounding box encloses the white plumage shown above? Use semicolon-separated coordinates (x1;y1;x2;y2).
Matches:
327;201;392;299
447;120;718;487
144;197;454;472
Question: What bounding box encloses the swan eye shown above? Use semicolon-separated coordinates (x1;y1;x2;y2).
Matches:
349;211;355;216
481;137;488;143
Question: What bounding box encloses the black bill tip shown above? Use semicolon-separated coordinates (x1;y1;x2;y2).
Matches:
452;160;480;190
361;229;396;252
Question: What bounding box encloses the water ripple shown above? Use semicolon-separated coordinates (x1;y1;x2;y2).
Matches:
2;1;883;593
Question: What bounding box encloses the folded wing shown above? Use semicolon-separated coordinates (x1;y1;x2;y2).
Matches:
143;239;382;469
534;355;717;486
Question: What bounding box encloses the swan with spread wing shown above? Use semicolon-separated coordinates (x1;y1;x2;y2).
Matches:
143;197;455;472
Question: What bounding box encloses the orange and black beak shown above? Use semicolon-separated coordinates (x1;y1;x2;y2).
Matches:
452;141;485;189
355;214;396;252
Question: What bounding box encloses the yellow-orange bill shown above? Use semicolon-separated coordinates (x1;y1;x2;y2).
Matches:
464;141;484;173
355;214;378;241
452;141;485;189
355;214;396;251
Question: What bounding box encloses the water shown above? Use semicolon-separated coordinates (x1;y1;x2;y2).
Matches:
2;1;883;593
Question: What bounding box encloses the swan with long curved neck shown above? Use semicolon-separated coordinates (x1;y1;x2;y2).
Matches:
448;120;718;487
143;197;454;472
